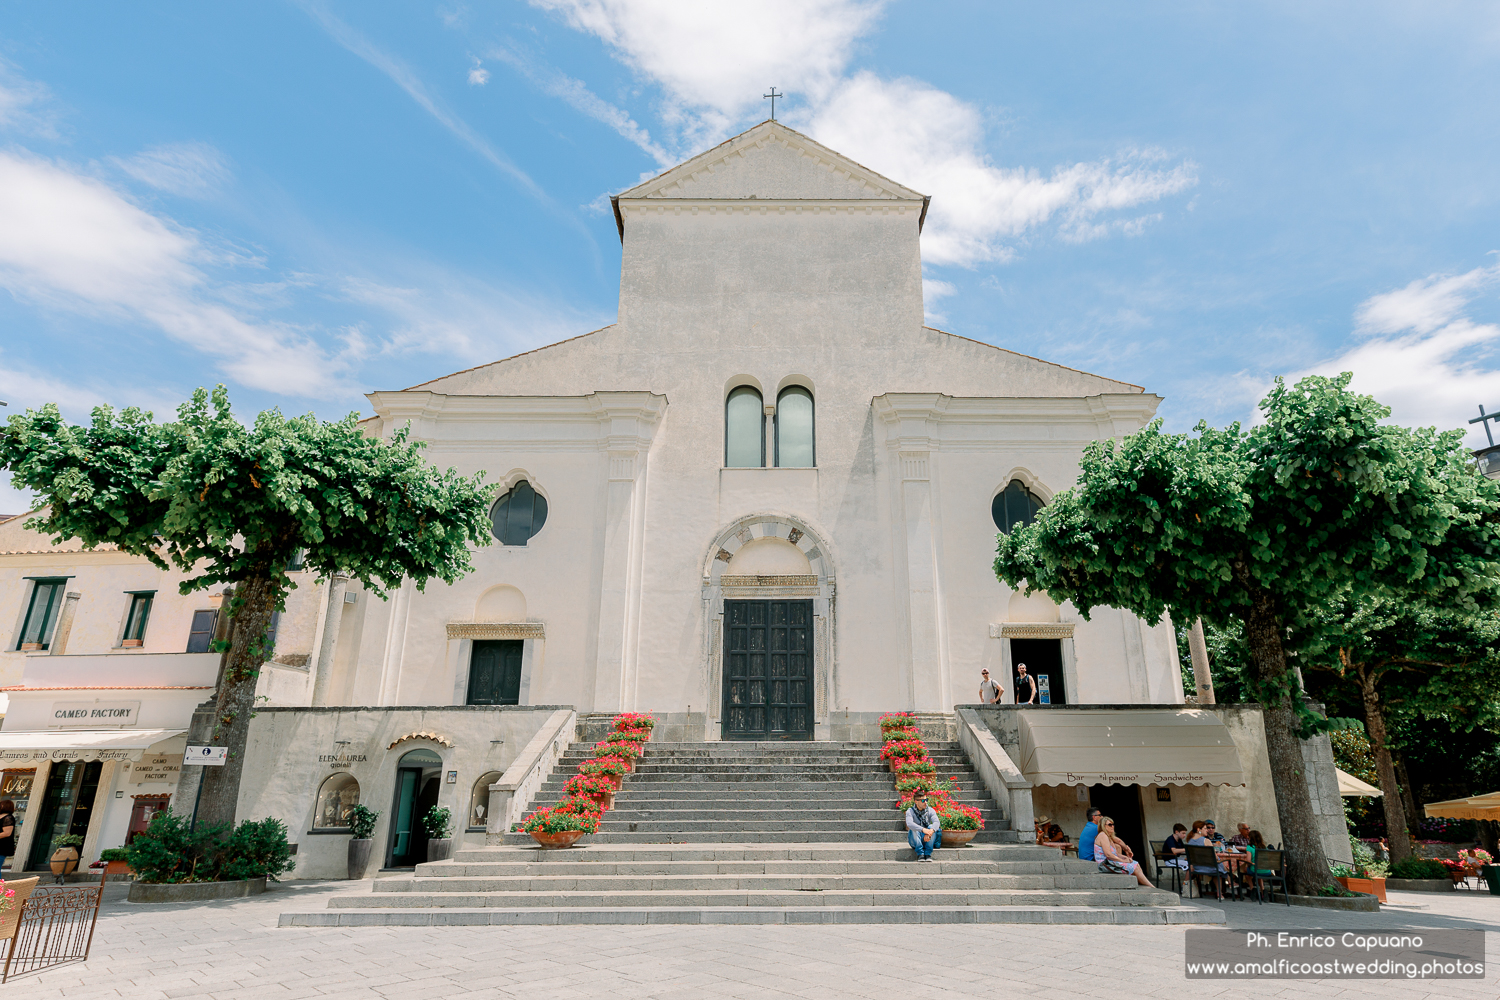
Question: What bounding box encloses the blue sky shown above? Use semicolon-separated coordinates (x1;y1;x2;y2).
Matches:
2;2;1499;513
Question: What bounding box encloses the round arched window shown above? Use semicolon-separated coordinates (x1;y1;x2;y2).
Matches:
312;772;360;830
993;479;1044;534
491;480;548;545
725;386;765;468
775;386;814;468
469;770;504;830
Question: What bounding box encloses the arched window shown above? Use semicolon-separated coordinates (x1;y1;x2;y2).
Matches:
993;479;1044;534
725;386;765;468
312;772;360;830
468;770;504;830
491;480;547;545
775;386;815;468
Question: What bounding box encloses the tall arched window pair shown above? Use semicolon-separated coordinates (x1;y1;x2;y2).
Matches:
725;385;814;468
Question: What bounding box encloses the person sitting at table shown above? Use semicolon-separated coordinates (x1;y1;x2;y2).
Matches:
1093;817;1153;887
1033;815;1070;848
1202;820;1227;846
1161;823;1190;869
1188;822;1229;871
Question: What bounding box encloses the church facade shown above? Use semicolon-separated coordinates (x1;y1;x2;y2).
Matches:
319;120;1185;741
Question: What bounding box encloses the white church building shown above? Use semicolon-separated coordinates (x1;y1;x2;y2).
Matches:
323;119;1184;740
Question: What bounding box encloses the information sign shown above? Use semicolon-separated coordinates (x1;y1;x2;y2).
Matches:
184;745;229;766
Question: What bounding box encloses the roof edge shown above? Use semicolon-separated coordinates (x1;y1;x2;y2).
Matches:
923;326;1146;393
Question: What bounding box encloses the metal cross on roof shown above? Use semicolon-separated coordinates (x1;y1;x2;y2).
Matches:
1470;404;1500;446
763;87;782;120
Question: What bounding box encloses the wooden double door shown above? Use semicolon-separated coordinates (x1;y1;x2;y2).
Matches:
722;599;814;740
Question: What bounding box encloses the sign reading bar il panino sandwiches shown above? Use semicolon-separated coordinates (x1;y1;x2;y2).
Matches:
50;701;141;727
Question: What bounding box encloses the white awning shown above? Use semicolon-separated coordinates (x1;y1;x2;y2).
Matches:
1336;768;1383;797
1016;709;1245;786
0;729;186;764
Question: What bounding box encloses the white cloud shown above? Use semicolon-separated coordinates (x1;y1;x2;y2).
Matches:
0;150;357;396
490;45;672;166
529;0;885;148
797;74;1197;266
523;7;1195;266
468;62;490;86
113;141;232;197
1281;262;1500;447
0;61;58;137
922;277;956;325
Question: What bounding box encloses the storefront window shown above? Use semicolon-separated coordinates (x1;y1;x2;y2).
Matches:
0;769;35;865
469;771;503;831
312;773;360;830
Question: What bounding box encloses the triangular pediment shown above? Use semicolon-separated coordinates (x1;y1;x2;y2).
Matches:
616;120;926;203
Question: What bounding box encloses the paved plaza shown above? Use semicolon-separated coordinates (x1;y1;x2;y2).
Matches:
3;881;1496;999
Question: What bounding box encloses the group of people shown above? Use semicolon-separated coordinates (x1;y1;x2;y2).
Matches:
979;666;1040;705
1160;818;1272;898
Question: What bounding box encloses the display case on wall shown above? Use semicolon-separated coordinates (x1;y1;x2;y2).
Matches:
312;772;361;830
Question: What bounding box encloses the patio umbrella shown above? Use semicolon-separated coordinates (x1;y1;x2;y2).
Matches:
1423;791;1500;821
1336;768;1383;797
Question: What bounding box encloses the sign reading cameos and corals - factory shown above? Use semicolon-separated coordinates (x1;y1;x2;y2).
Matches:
49;701;141;727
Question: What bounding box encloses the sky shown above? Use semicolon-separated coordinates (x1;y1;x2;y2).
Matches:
2;1;1500;514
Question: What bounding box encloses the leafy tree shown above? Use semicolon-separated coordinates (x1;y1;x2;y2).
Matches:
1302;598;1500;862
993;374;1500;894
0;386;494;828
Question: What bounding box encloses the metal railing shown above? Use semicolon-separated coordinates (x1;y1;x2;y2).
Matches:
2;873;105;982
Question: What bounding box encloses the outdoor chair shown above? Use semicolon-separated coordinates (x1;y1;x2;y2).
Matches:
1249;849;1288;905
1185;844;1227;900
1151;840;1182;894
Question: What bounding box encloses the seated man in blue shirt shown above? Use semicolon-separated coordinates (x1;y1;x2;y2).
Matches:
905;793;942;861
1078;807;1102;861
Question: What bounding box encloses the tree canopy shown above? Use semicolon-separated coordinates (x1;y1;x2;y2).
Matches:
994;373;1500;893
0;385;495;826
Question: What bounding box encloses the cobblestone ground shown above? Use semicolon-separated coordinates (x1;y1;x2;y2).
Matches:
3;882;1497;999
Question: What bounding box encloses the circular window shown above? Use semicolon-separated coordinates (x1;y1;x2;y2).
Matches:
469;770;504;830
491;480;548;545
312;772;360;830
993;479;1044;534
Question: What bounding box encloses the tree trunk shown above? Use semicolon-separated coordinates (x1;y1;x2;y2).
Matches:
1358;666;1412;863
1394;755;1420;836
195;573;277;830
1237;569;1336;896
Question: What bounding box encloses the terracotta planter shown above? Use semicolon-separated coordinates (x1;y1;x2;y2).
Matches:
621;758;635;773
940;829;979;848
1335;876;1386;902
588;789;615;811
530;829;585;850
104;859;130;876
604;773;623;791
49;846;80;877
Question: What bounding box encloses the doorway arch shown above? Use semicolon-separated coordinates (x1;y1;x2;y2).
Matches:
701;514;837;740
386;747;442;869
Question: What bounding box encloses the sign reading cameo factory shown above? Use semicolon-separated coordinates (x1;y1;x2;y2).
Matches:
50;700;141;727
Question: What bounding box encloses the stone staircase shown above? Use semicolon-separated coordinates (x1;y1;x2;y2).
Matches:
282;740;1222;926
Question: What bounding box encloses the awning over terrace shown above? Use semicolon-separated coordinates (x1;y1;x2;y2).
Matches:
1016;709;1244;786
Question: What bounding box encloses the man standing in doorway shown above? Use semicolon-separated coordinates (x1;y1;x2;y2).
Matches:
1015;663;1038;704
979;669;1002;704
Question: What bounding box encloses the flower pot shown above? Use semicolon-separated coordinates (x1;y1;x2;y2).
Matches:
348;838;374;880
605;773;623;791
1337;876;1381;900
104;859;130;876
426;838;453;863
49;846;80;877
940;829;979;848
588;789;615;812
1482;865;1500;896
530;830;585;850
621;758;634;773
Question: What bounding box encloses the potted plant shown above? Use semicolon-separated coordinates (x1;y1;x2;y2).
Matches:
593;740;642;771
522;803;600;849
894;758;936;777
346;804;379;880
882;726;922;744
579;756;629;790
98;847;131;876
423;806;454;863
564;772;618;811
613;712;656;736
881;739;927;771
935;801;985;848
50;834;85;879
879;711;919;735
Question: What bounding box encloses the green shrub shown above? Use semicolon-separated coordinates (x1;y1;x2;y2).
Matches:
52;834;85;850
423;806;453;839
124;809;296;883
346;804;379;840
1389;857;1447;880
98;847;130;862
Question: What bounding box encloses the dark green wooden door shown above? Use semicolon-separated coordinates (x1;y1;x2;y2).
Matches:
723;600;813;740
467;640;522;705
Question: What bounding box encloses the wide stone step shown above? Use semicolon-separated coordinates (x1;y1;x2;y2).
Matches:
416;859;1095;876
281;905;1225;927
329;888;1180;909
590;819;941;832
495;830;1024;844
450;844;1061;863
373;873;1142;892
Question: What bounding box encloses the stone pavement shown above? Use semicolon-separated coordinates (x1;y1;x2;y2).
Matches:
3;881;1497;999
